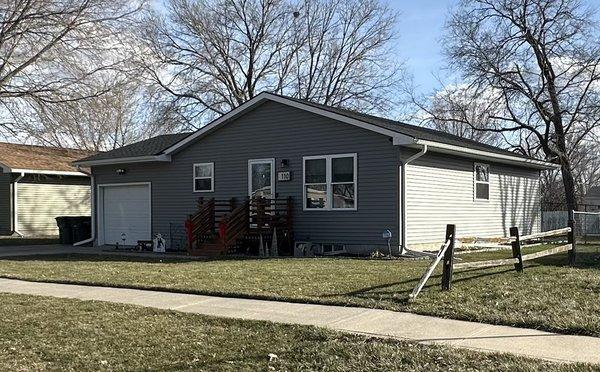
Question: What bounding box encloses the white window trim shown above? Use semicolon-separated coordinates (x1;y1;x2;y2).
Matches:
303;153;357;211
193;162;214;193
474;162;490;201
247;158;276;198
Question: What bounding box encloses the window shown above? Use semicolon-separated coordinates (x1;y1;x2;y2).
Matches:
322;243;346;255
303;154;357;210
474;163;489;200
193;163;214;192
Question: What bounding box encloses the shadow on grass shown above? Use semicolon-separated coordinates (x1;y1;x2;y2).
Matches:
322;266;520;305
0;253;284;264
529;252;600;269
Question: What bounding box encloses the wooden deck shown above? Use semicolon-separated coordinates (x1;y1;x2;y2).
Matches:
185;197;293;256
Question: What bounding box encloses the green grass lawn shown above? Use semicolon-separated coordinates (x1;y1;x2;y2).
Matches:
0;245;598;337
0;293;596;371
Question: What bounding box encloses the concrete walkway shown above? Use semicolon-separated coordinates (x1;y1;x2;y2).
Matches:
0;245;194;259
0;278;598;365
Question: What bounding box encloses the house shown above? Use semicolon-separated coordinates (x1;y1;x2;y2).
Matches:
583;186;600;210
0;142;93;237
73;92;557;254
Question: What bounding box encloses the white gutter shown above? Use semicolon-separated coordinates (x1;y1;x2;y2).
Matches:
73;166;95;247
400;144;428;254
10;168;88;177
73;154;171;167
414;140;558;170
12;172;25;237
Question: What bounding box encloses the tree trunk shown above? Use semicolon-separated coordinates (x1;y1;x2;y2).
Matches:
560;159;577;212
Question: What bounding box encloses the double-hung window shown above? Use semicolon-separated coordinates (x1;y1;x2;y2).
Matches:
193;163;214;192
303;154;357;210
474;162;490;200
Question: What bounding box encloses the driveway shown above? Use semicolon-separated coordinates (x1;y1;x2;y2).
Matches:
0;244;103;258
0;244;195;259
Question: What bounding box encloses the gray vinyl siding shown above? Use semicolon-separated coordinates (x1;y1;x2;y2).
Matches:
92;101;400;253
404;152;541;248
0;172;10;234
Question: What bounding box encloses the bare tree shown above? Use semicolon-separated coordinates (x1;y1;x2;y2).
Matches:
141;0;402;128
421;84;504;146
290;0;401;111
421;0;600;211
8;75;179;151
0;0;144;134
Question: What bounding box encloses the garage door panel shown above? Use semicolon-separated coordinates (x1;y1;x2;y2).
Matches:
101;184;150;246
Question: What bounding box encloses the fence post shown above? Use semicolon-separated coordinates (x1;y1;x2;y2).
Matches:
510;227;524;273
568;213;577;266
441;224;456;291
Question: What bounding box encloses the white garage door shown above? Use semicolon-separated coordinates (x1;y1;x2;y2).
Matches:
100;184;150;246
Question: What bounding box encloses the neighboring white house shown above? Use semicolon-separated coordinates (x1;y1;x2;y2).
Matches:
0;142;93;237
583;186;600;210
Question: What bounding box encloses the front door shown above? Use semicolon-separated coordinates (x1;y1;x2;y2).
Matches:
248;159;275;199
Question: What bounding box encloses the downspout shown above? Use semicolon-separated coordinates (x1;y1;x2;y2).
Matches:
400;144;428;254
73;165;95;246
12;172;25;237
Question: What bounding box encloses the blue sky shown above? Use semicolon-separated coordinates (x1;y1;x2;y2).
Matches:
386;0;456;94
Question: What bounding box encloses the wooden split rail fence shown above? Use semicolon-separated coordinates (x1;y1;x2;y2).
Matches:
409;220;577;300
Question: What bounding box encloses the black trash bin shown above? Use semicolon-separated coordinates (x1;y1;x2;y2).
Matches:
56;216;91;244
72;217;92;243
55;216;74;244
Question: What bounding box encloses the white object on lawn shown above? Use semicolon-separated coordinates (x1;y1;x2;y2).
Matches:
153;234;166;253
408;239;452;301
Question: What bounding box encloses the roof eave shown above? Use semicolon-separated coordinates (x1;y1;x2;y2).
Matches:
0;164;88;177
414;139;559;170
72;154;172;167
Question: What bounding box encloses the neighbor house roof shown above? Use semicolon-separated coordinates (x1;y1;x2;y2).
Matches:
0;142;95;175
73;92;558;170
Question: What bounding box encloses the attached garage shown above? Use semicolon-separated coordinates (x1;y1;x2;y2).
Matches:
97;183;151;246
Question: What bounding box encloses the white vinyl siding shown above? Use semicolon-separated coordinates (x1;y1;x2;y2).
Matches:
17;183;91;236
405;153;540;247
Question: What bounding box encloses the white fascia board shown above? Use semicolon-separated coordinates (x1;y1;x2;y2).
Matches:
163;92;416;155
265;94;415;144
0;163;88;176
11;169;89;177
0;162;10;172
414;139;559;170
72;154;171;167
163;95;270;155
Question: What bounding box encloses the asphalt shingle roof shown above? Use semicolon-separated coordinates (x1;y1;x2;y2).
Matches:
76;133;192;163
278;94;532;160
0;142;95;172
76;93;544;164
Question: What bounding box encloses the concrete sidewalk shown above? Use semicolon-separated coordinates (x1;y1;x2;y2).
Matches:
0;278;598;365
